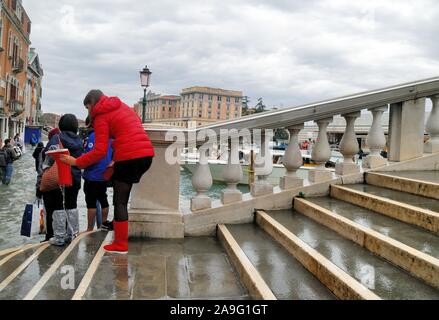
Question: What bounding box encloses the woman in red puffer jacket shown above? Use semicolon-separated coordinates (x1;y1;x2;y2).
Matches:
60;90;155;254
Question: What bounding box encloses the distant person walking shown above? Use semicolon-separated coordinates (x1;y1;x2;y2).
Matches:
0;139;18;185
60;90;155;254
82;116;113;232
32;142;45;172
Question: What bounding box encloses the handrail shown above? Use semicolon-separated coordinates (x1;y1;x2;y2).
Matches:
144;76;439;135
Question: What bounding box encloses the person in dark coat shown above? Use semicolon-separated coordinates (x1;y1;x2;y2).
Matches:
41;115;83;246
32;142;44;172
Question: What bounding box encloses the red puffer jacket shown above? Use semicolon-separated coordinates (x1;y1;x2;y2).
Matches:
76;96;155;169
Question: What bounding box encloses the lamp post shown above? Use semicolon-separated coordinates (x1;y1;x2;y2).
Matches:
140;66;152;123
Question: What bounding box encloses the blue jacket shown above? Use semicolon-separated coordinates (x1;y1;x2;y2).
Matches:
45;131;84;188
83;131;113;182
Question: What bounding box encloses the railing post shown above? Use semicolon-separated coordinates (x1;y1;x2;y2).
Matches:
221;133;243;205
280;125;304;189
191;144;213;211
388;98;426;162
130;129;184;239
251;130;274;197
309;118;333;183
336;112;361;175
363;106;388;169
425;95;439;153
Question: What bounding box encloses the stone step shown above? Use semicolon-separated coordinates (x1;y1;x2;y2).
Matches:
330;185;439;233
82;237;250;300
366;172;439;200
294;197;439;289
0;244;63;300
264;209;439;299
218;225;276;300
224;223;336;300
255;211;380;300
0;244;45;285
22;231;107;300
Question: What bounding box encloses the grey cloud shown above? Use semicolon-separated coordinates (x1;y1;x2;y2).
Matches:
22;0;439;119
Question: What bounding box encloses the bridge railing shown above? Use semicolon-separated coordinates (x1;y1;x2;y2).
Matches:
130;78;439;238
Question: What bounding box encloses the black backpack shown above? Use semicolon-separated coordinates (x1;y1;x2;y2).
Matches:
0;149;7;167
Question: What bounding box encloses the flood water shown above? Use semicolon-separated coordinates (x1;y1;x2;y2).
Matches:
0;146;250;251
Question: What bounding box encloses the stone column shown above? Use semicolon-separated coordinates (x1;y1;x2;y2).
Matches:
309;118;333;183
280;125;304;189
191;143;213;212
130;129;184;239
363;106;388;169
251;130;274;197
389;98;426;162
425;95;439;153
336;112;361;175
221;134;243;205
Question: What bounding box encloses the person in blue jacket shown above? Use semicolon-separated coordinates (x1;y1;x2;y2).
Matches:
83;117;113;232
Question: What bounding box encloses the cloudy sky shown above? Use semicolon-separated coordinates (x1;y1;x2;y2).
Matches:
23;0;439;119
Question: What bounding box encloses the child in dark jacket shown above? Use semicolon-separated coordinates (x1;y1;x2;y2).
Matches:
42;114;83;246
83;117;113;231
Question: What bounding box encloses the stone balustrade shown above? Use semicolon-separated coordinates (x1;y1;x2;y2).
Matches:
130;78;439;238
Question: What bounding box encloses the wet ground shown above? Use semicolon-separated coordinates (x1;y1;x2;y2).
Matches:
0;149;114;251
227;223;336;300
83;237;248;300
0;147;249;251
308;196;439;258
380;171;439;184
345;184;439;213
267;210;439;300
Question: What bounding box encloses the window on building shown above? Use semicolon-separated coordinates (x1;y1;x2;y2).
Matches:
218;96;222;101
226;97;231;103
8;32;13;58
235;98;240;103
208;95;212;101
0;19;3;50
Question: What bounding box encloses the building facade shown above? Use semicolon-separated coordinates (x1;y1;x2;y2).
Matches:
138;87;243;128
0;0;32;142
25;47;43;126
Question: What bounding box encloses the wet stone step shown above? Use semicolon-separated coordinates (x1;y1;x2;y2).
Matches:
379;171;439;184
307;197;439;258
34;232;107;300
0;247;40;284
83;238;249;300
346;184;439;214
267;210;439;300
0;245;63;300
227;223;337;300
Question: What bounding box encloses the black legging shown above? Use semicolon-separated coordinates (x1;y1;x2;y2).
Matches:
113;180;133;222
43;186;80;240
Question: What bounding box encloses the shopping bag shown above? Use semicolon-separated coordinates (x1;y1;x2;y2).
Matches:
20;201;45;238
33;200;45;236
20;204;34;238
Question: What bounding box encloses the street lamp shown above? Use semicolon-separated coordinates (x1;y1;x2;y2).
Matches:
140;65;152;123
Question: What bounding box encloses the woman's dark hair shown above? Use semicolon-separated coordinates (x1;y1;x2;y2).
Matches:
83;90;104;107
85;116;91;127
58;114;79;134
